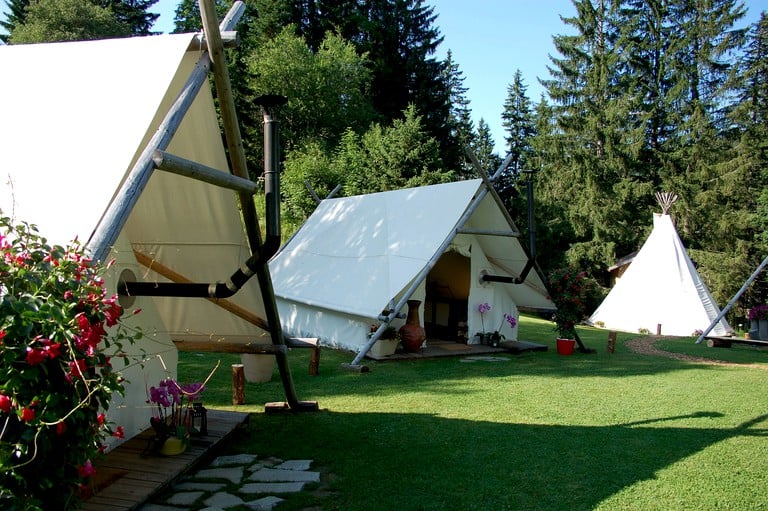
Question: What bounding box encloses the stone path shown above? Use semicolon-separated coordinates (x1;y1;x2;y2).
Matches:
138;454;319;511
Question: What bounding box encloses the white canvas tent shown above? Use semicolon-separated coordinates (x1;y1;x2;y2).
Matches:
0;23;279;443
589;210;731;337
269;179;555;358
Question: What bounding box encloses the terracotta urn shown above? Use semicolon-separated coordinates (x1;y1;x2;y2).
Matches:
399;300;426;353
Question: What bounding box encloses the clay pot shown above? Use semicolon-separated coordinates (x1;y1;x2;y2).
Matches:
399;300;426;353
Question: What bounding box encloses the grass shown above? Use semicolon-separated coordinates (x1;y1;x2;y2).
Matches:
178;315;768;510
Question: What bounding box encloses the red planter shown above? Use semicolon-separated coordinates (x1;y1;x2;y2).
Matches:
399;300;426;353
556;338;576;356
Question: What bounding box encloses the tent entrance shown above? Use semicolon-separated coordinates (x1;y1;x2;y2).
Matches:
424;251;470;341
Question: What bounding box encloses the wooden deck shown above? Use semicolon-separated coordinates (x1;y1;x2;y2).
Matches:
81;409;250;511
365;338;547;361
705;335;768;348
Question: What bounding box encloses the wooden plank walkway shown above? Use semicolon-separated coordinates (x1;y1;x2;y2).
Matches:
81;409;250;511
366;338;547;361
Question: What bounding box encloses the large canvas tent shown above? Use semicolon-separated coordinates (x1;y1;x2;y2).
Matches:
589;207;731;337
0;17;284;443
269;179;555;358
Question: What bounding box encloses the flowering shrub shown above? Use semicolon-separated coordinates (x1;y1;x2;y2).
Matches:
0;214;140;510
547;265;590;339
748;304;768;321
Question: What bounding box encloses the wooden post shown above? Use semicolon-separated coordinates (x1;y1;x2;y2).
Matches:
656;323;662;336
308;347;320;376
232;364;245;405
607;331;617;354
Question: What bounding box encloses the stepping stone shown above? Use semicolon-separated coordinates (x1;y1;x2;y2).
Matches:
460;356;509;362
175;481;226;492
212;453;259;466
240;482;306;494
249;468;320;482
193;466;245;484
246;496;285;510
166;491;204;506
275;459;313;471
204;491;245;508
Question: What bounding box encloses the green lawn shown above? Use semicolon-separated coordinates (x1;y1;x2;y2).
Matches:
178;315;768;510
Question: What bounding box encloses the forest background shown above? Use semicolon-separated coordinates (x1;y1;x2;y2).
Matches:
2;0;767;326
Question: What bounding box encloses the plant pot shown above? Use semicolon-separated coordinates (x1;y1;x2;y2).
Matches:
159;436;189;456
399;300;426;353
556;338;576;356
241;353;275;383
370;338;400;357
489;331;504;347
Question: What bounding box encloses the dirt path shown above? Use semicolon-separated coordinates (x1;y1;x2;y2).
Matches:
625;336;768;370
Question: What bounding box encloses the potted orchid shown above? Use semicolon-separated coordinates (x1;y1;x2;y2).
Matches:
474;302;518;347
147;377;206;455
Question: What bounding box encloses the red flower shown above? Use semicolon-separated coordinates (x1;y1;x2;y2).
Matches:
56;420;67;435
0;393;11;413
77;460;96;478
25;347;46;366
113;426;125;439
68;359;88;380
103;295;122;327
97;413;106;426
20;407;35;423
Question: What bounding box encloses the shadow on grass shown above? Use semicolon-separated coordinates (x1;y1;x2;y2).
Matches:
237;410;768;511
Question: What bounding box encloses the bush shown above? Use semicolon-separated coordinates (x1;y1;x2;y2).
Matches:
0;214;140;510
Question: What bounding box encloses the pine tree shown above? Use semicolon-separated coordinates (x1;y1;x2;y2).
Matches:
470;119;501;178
0;0;29;43
502;70;535;173
443;50;475;177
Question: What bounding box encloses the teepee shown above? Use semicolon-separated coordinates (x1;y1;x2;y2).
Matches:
588;193;731;337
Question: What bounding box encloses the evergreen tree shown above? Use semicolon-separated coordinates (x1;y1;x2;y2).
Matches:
443;49;475;177
2;0;157;41
502;69;536;174
247;26;375;151
542;0;650;274
500;69;536;214
9;0;131;43
470;119;502;178
101;0;159;35
0;0;29;43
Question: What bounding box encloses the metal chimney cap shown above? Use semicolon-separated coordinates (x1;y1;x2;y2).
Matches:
254;94;288;107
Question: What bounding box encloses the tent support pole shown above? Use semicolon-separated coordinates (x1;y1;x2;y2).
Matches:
695;254;768;344
348;154;516;367
200;0;316;411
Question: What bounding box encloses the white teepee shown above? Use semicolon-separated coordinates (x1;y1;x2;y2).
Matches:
589;193;731;337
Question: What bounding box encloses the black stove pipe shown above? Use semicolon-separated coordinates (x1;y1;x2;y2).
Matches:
118;95;288;301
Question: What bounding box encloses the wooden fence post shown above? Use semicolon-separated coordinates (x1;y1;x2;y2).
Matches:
232;364;245;405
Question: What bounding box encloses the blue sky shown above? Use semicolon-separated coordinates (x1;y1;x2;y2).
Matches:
3;0;766;152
